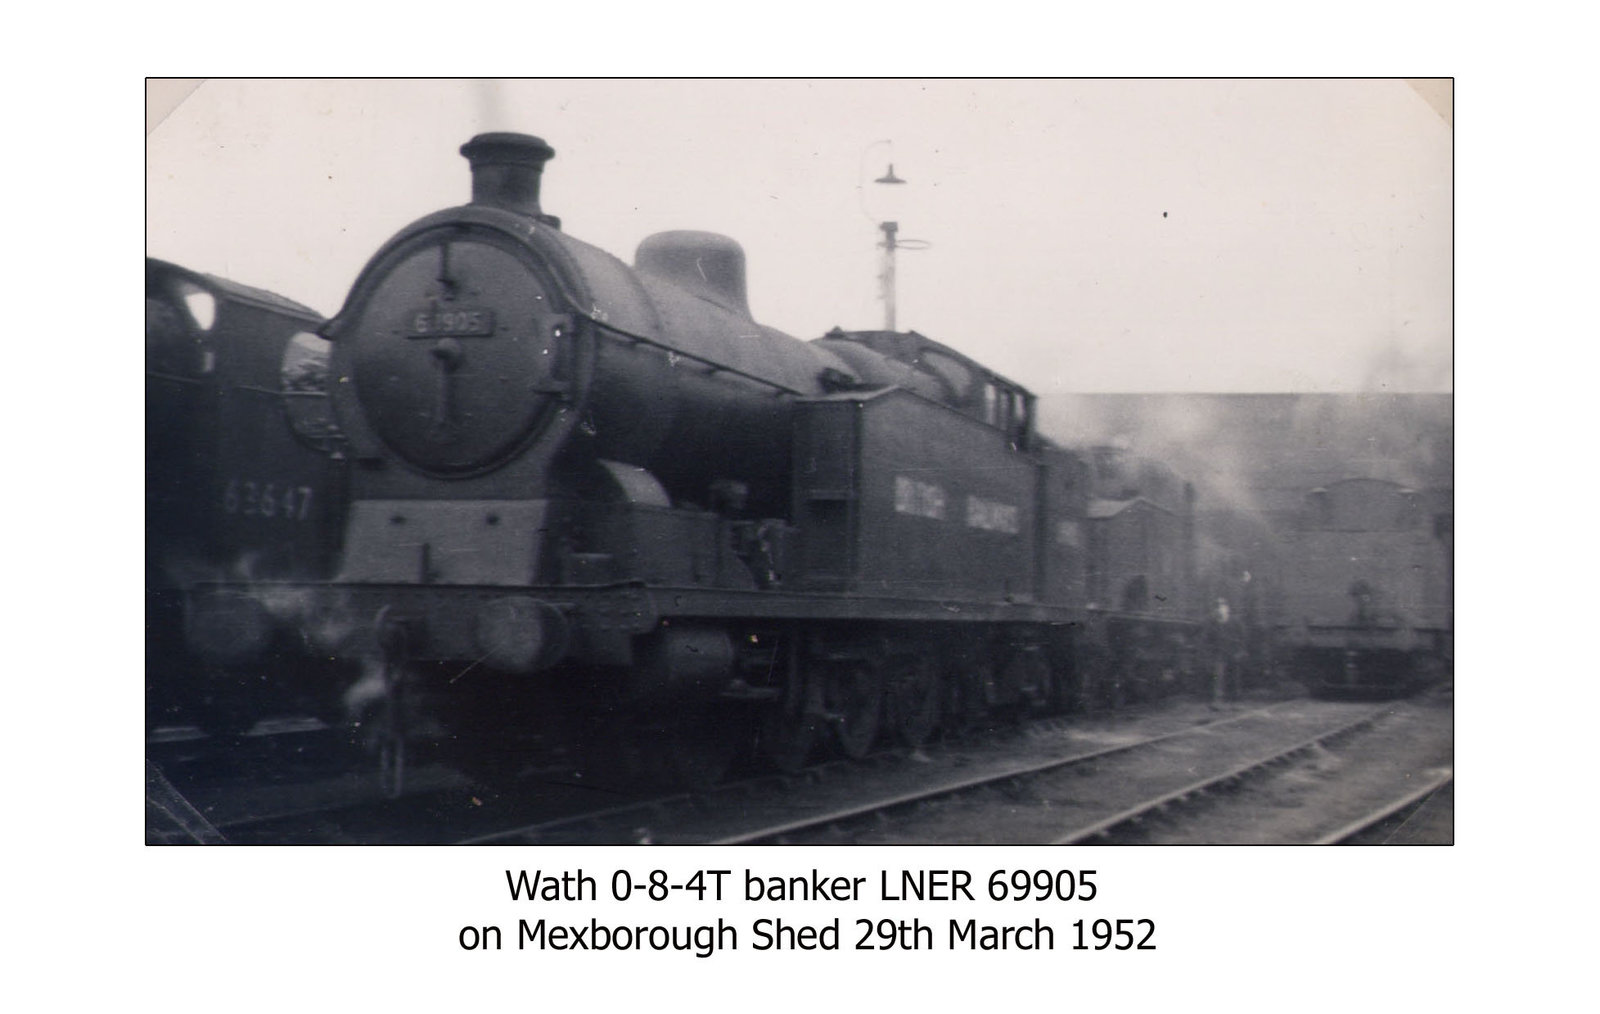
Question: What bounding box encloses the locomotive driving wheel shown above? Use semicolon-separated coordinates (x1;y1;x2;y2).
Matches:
651;707;745;791
760;700;819;774
757;640;822;773
823;659;883;760
940;653;991;735
1001;647;1055;714
884;653;942;748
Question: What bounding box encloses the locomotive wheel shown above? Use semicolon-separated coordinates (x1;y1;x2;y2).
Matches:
661;708;744;790
758;641;822;773
1046;654;1078;714
759;703;818;773
1031;659;1061;714
1076;643;1112;711
940;655;985;735
624;708;743;791
884;654;941;748
1000;648;1053;713
824;660;882;760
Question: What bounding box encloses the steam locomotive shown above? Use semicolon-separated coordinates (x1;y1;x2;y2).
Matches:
171;133;1210;787
1276;478;1452;695
146;258;349;734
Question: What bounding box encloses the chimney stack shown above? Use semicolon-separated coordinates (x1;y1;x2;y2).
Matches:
459;132;559;228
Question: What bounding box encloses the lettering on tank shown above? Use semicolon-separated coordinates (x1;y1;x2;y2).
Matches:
965;495;1020;535
894;475;948;521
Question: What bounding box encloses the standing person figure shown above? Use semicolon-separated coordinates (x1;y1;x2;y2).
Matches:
1208;597;1232;709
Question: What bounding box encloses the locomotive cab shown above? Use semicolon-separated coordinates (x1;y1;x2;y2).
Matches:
814;327;1038;451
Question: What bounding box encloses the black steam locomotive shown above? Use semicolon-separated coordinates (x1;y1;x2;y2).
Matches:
1276;478;1452;695
172;133;1209;786
146;258;348;734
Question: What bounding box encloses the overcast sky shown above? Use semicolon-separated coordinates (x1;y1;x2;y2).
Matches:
148;79;1451;394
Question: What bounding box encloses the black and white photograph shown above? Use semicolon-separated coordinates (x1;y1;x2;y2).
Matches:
145;78;1453;849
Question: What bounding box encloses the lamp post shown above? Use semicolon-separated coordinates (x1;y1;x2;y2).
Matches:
874;163;907;331
861;144;928;333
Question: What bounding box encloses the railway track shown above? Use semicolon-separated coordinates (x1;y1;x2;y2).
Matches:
147;730;649;845
149;695;1448;845
146;695;1207;843
1055;710;1391;844
1081;692;1453;844
466;698;1388;844
1315;773;1454;844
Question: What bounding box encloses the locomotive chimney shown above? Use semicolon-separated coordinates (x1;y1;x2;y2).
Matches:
460;132;560;228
